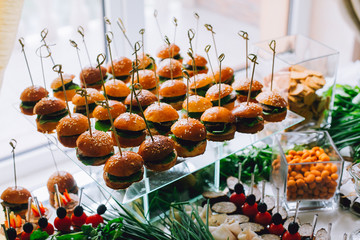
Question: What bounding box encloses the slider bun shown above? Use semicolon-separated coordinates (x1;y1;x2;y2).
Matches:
1;186;31;204
235;121;264;133
108;57;132;76
156;44;180;59
189;74;212;89
173;140;207;158
131;69;157;90
138;135;175;162
76;130;114;157
20;85;49;102
135;53;153;69
20;107;35;116
104;80;130;98
34;97;67;115
205;84;233;101
156;59;183;78
201;106;235;123
263;110;287;122
144;153;177;172
72;88;105;106
232;102;263;118
232;78;263;91
36;120;59;133
56;113;89;136
206;125;236;141
47;171;77;194
256;91;287;108
124;89;157;107
53;90;77;102
214;67;234;83
93;100;126;120
80;65;107;84
144;102;179;122
103;172;134;189
104;151;144;177
159;80;187;97
185;54;207;66
112;132;146;148
182;95;212;112
51;74;75;89
114;112;146;131
171;118;207;141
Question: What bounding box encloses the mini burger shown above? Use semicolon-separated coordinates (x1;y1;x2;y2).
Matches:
132;69;158;94
156;43;183;62
138;135;177;171
205;84;237;110
76;130;114;166
143;102;179;135
213;67;235;85
47;171;78;209
256;91;287;122
56;113;89;148
103;79;130;102
156;58;183;82
19;85;48;115
189;74;213;97
232;102;264;133
135;53;156;71
183;54;208;77
201;106;236;141
108;57;132;82
232;78;263;103
182;95;212;119
34;97;68;133
1;187;32;216
124;89;157;115
113;112;146;148
103;151;144;190
51;73;80;101
170;118;207;157
79;65;107;90
159;80;187;110
93;100;126;132
72;88;105;117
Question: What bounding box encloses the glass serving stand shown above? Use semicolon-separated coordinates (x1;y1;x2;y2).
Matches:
17;104;304;219
349;163;360;240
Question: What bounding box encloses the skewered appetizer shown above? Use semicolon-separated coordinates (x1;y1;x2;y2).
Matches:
124;89;157;115
1;187;31;217
156;43;183;62
144;102;179;136
189;74;213;97
232;102;264;134
56;113;89;148
80;65;107;90
213;67;234;85
256;91;287;122
107;57;132;82
156;58;183;82
182;95;212;119
159;80;187;110
19;85;48;115
93;100;126;132
47;171;78;208
201;106;235;141
131;69;158;94
134;53;156;71
205;84;236;110
232;77;263;103
183;54;208;77
103;79;130;102
72;88;105;117
50;73;80;101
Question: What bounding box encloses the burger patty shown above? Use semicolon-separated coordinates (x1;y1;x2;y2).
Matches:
147;120;176;135
114;75;130;81
160;94;186;104
148;151;177;164
191;84;210;97
76;150;114;166
170;134;205;152
235;90;261;99
183;64;207;71
210;92;237;106
85;79;105;87
158;75;183;82
202;122;233;135
236;116;264;127
53;81;80;92
107;95;127;102
1;201;28;212
20;100;38;109
187;111;204;119
37;108;69;124
106;170;143;183
115;128;145;138
260;104;287;115
75;102;97;115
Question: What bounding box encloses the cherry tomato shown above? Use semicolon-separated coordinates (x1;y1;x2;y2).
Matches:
254;212;272;226
283;231;301;240
242;202;258;219
268;223;285;235
86;214;104;228
230;192;246;207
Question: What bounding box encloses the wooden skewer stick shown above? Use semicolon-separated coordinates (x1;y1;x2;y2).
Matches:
117;18;134;51
269;40;276;91
238;31;249;79
69;40;87;89
164;36;173;80
106;32;116;81
204;24;219;66
153;10;163;40
153;58;160;105
9;139;17;189
76;89;92;136
194;12;200;54
104;17;119;56
218;54;225;107
139;28;145;72
172;17;178;49
18;38;34;86
78;26;92;66
40;28;55;65
187;49;197;95
246;54;258;105
52;64;72;118
133;41;142;84
205;45;216;81
182;69;190;118
35;44;51;91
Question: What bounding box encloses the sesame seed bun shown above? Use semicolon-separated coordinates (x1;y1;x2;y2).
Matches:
144;102;179;123
1;187;31;205
103;80;130;99
112;131;146;148
47;171;78;194
156;44;180;59
56;113;89;147
34;97;66;115
72;88;105;106
104;151;144;177
256;91;287;108
189;74;213;95
171;118;207;141
263;111;287;122
206;125;236;141
76;130;114;158
131;70;158;91
214;67;234;84
185;54;207;67
80;65;107;89
114;112;146;131
201;106;235;123
205;84;233;101
124;89;158;109
20;85;49;102
173;140;207;158
93;100;126;121
138;135;175;162
182;95;212;113
50;73;75;89
53;90;77;102
232;102;263;118
108;57;132;76
159;80;186;97
156;59;183;79
232;78;263;91
135;53;154;69
143;154;177;172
